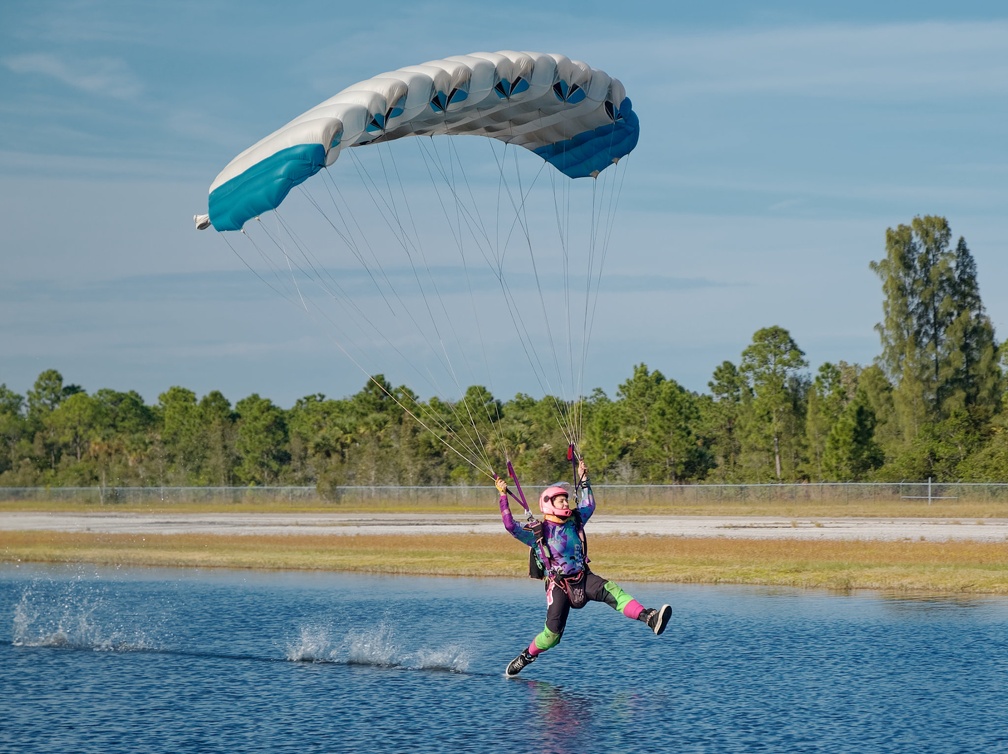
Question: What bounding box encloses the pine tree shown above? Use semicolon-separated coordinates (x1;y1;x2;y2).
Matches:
704;360;748;481
822;390;883;480
739;326;809;480
805;363;846;480
870;216;1001;443
940;237;1002;421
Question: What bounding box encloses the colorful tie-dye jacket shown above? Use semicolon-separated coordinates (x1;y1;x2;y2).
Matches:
499;483;595;576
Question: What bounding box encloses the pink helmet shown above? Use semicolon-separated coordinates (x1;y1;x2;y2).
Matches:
539;483;573;519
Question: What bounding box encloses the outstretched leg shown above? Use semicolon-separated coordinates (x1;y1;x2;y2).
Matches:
589;574;672;635
506;580;570;676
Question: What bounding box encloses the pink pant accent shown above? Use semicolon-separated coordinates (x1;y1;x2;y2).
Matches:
528;641;542;657
622;599;644;620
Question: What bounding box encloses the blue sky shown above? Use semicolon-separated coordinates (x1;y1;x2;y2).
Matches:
2;1;1006;408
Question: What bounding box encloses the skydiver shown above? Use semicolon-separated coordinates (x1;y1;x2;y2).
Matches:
496;458;672;676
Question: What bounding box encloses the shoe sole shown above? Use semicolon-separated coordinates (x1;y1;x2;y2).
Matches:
653;604;671;635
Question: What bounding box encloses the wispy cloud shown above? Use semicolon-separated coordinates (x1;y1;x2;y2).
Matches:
4;52;143;99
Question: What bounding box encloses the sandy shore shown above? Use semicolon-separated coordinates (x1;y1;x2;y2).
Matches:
3;511;1008;543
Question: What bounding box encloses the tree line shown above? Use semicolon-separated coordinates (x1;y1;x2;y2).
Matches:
2;215;1006;490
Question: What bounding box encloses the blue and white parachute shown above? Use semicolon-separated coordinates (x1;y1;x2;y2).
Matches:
195;51;639;477
197;51;638;232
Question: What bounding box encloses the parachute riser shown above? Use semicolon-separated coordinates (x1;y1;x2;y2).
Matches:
505;460;536;520
568;443;584;495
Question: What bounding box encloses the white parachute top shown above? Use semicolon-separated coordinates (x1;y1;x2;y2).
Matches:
199;50;639;232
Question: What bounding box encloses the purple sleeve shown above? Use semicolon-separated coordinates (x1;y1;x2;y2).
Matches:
500;494;536;547
577;482;596;524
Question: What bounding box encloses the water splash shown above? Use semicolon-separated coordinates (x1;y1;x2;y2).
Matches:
411;644;471;672
285;623;339;662
285;621;470;672
11;571;159;652
345;621;401;666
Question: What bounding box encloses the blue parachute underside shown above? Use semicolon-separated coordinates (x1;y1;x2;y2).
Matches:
534;101;639;179
209;144;327;233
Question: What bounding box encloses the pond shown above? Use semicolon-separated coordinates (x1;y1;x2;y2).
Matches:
2;564;1006;753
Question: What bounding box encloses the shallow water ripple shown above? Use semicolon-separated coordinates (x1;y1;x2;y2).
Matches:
2;565;1007;753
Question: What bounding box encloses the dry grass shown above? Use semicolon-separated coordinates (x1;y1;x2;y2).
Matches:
3;530;1007;595
4;496;1008;519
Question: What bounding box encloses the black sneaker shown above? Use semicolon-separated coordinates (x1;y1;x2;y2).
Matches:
505;648;536;677
639;604;672;635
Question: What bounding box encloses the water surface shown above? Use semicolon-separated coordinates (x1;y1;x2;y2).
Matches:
2;564;1007;753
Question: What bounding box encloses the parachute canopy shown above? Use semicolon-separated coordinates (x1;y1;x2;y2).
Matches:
202;50;639;232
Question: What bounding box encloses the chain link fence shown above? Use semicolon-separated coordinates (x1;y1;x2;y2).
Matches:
2;481;1008;506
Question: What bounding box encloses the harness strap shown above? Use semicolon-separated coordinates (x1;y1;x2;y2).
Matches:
528;519;555;577
532;510;589;578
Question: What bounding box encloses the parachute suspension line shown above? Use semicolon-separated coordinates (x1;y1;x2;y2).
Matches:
221;228;493;473
267;205;411;360
301;174;399;316
252;212;435;392
428;136;511;457
574;157;631;447
414;137;497;409
415;136;497;270
572;174;599;446
487;139;569;414
402;135;519;470
382;136;506;472
552;143;582;448
478;138;554;395
581;156;630;391
437;131;572;459
342;143;498;474
266;204;439;395
342;146;470;396
277;221;310;314
542;160;578;449
233;219;312;306
258;210;379;327
556;113;590;450
311;166;503;470
251;195;495;476
379;139;470;388
220;229;303;310
412;137;509;458
481;136;587;452
245;216;387;365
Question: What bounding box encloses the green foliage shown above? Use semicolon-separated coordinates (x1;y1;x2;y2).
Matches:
701;360;748;481
1;214;1003;488
739;326;810;480
959;412;1008;481
234;394;288;485
585;364;712;483
805;363;847;479
822;389;884;480
871;216;1001;438
0;385;25;476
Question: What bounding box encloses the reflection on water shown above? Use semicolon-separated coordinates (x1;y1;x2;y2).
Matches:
2;564;1007;753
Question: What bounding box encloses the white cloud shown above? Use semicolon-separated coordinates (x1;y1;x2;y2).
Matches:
4;52;143;99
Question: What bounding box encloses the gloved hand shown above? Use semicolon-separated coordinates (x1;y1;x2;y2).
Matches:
495;476;508;495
